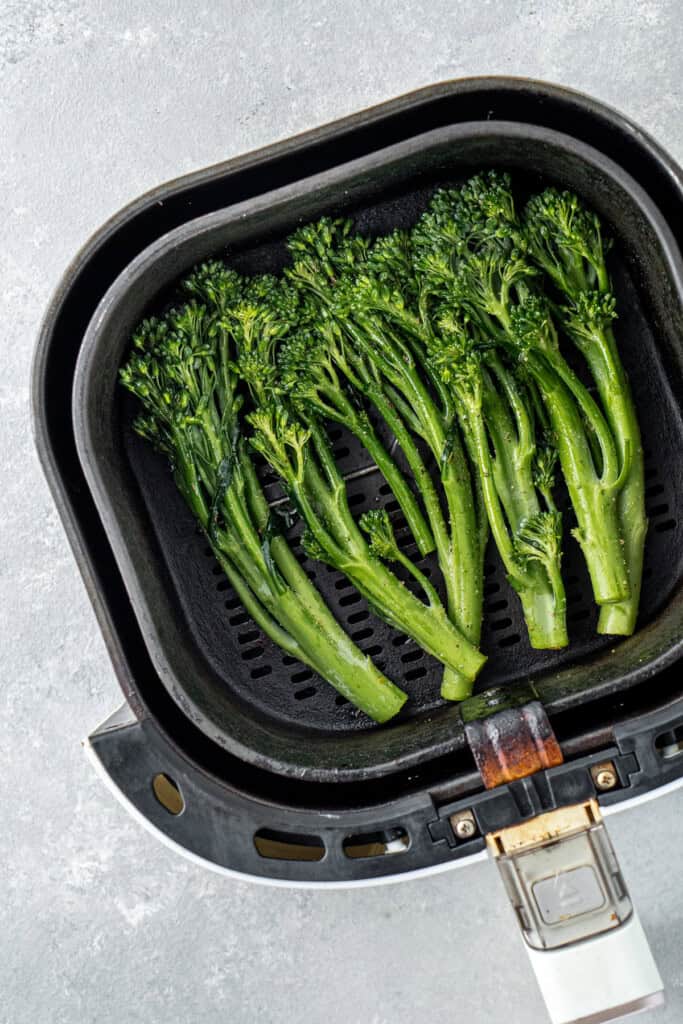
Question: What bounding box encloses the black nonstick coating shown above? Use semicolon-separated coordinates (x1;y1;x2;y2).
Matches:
73;122;683;781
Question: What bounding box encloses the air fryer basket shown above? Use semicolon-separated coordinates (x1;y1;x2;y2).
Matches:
74;122;683;783
34;79;683;881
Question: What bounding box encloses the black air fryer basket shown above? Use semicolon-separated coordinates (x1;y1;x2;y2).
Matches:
33;79;683;886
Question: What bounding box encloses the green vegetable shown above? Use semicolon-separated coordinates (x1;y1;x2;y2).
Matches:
322;200;567;650
407;185;569;648
276;321;435;558
523;188;646;635
182;258;486;687
247;401;486;684
187;255;435;561
426;312;568;649
120;169;646;721
286;220;486;699
511;295;629;606
183;255;486;687
119;301;407;723
416;173;629;610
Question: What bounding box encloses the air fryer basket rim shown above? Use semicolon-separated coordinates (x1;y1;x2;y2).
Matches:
72;119;683;782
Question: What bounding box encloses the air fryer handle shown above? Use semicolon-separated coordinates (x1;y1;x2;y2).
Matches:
462;692;665;1023
486;800;664;1024
525;912;664;1024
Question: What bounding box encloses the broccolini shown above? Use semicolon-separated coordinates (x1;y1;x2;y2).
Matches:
119;167;647;723
182;258;486;686
286;220;486;699
119;300;408;722
523;188;646;635
415;173;630;611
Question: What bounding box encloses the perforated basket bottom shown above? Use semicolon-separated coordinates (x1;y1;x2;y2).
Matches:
125;256;681;736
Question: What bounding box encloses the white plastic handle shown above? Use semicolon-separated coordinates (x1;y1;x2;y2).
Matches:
526;911;664;1024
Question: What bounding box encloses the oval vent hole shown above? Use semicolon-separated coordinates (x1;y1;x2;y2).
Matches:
343;827;409;859
152;773;184;816
229;611;250;626
405;665;428;681
351;626;373;642
655;726;683;761
241;645;264;662
363;644;382;657
251;664;272;679
294;685;317;700
254;829;325;862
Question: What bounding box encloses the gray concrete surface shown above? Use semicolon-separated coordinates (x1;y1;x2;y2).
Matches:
2;1;683;1021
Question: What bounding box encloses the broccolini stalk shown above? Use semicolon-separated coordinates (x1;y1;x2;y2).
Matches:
407;194;568;648
524;189;646;635
359;230;489;565
483;358;567;647
120;301;407;723
286;221;485;700
511;296;629;606
418;174;629;608
426;312;567;649
349;303;484;644
248;403;487;685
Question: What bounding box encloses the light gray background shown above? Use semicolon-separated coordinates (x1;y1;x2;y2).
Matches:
2;2;682;1021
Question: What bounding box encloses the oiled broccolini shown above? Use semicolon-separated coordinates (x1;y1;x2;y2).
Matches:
119;302;408;723
120;170;645;727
